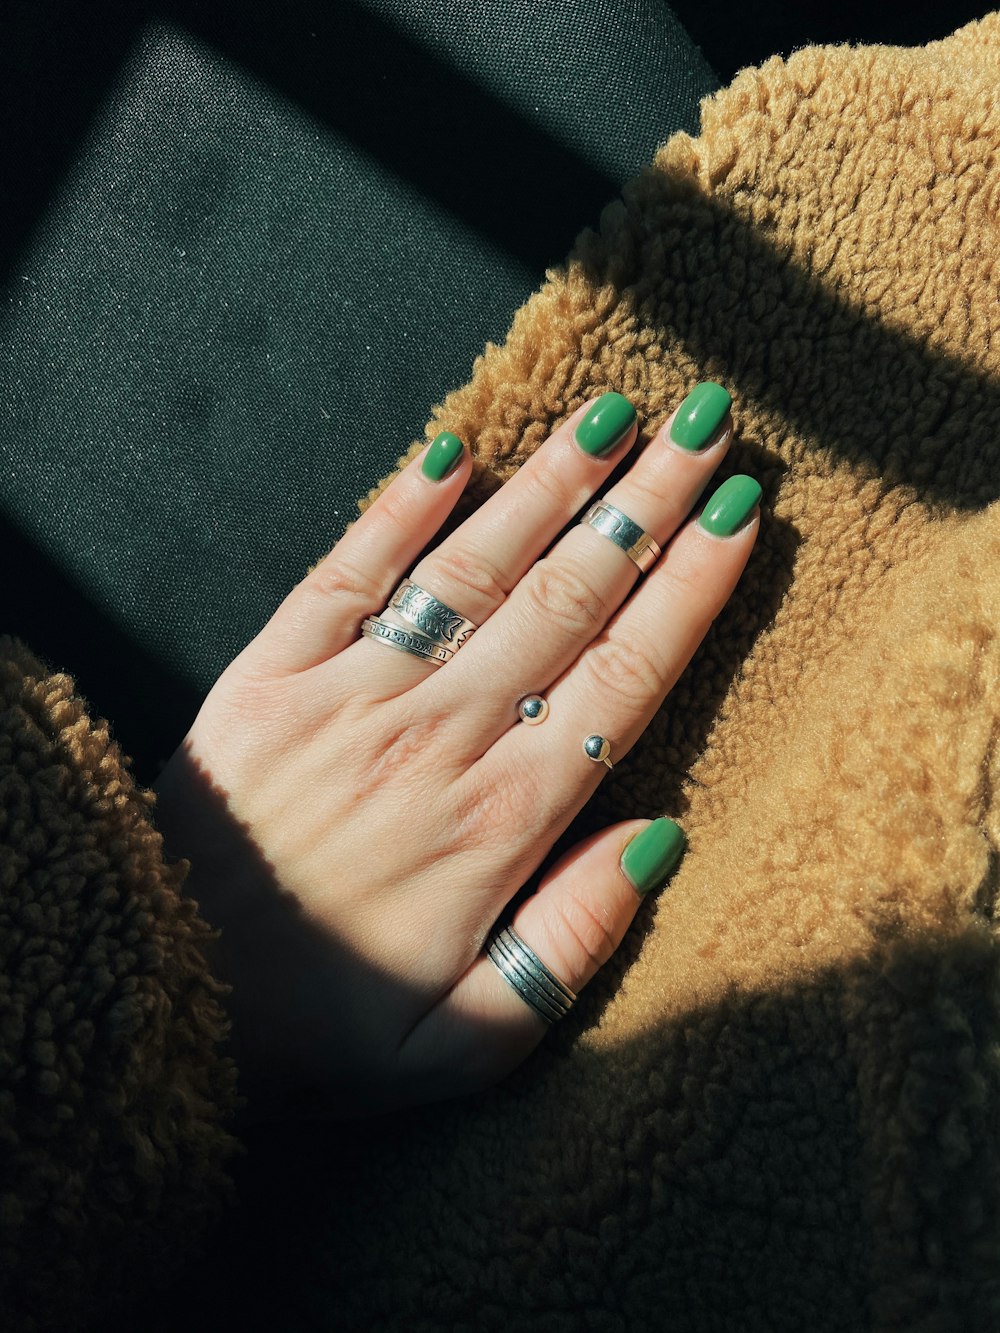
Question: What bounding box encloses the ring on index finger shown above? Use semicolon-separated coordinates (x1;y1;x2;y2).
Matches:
388;579;479;648
361;579;479;666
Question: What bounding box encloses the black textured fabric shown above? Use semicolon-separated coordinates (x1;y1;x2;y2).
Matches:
0;1;716;781
671;0;993;81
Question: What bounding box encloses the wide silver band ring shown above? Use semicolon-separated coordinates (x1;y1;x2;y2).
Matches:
487;924;577;1024
361;616;454;664
582;501;661;574
388;579;478;648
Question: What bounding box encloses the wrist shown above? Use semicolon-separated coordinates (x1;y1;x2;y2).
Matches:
151;747;291;1122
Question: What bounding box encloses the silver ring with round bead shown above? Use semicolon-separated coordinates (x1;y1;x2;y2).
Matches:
583;734;614;768
517;694;549;725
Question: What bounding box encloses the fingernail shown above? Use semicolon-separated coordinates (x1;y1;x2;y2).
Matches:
574;392;637;457
620;817;687;896
698;474;762;537
422;431;465;481
669;381;732;451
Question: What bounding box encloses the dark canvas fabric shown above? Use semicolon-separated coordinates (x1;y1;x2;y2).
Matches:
0;1;716;782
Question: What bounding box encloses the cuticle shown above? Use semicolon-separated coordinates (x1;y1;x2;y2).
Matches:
573;430;631;461
697;507;761;539
665;422;732;457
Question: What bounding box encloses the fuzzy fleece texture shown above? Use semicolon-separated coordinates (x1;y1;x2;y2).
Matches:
2;14;1000;1333
324;15;999;1332
0;636;242;1331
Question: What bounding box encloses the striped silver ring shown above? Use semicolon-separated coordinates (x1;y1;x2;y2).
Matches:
487;924;577;1024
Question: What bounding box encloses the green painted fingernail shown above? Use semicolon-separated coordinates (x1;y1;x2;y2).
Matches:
422;431;465;481
574;392;637;457
669;381;732;451
620;818;687;896
698;474;762;537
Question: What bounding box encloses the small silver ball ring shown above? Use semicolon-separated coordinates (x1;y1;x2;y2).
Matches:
518;695;549;725
583;734;614;768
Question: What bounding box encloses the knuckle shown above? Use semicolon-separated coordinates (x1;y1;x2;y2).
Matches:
204;661;274;736
660;560;706;607
354;709;453;798
522;560;607;636
268;554;386;656
374;483;414;538
422;544;510;611
452;781;517;846
521;459;578;514
447;767;547;854
550;889;620;976
586;634;663;706
307;554;385;610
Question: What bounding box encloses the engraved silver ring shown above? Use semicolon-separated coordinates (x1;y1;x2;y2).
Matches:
581;501;661;574
361;616;455;664
388;579;478;648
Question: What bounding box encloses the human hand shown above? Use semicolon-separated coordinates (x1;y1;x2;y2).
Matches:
152;383;760;1123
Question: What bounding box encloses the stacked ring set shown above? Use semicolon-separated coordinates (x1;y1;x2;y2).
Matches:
362;577;478;664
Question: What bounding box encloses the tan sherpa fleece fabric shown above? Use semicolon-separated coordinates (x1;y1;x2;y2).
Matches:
0;636;242;1332
274;15;998;1332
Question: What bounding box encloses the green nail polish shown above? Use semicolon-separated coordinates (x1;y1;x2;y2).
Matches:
620;818;687;896
422;431;464;481
574;392;637;457
698;474;762;537
669;381;732;451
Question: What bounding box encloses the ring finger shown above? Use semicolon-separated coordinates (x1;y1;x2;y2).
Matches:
475;481;762;823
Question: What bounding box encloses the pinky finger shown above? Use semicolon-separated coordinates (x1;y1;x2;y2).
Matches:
250;431;471;675
397;817;686;1100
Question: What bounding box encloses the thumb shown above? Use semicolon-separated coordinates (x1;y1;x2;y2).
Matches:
398;817;686;1100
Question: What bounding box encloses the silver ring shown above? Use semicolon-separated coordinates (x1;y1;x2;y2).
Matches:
582;501;661;574
388;579;478;648
583;734;614;768
361;616;454;664
487;925;576;1024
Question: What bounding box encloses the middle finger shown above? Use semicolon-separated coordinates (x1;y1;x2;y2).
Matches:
428;381;735;744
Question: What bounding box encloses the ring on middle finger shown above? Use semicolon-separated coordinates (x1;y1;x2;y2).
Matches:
388;578;479;648
581;500;661;574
